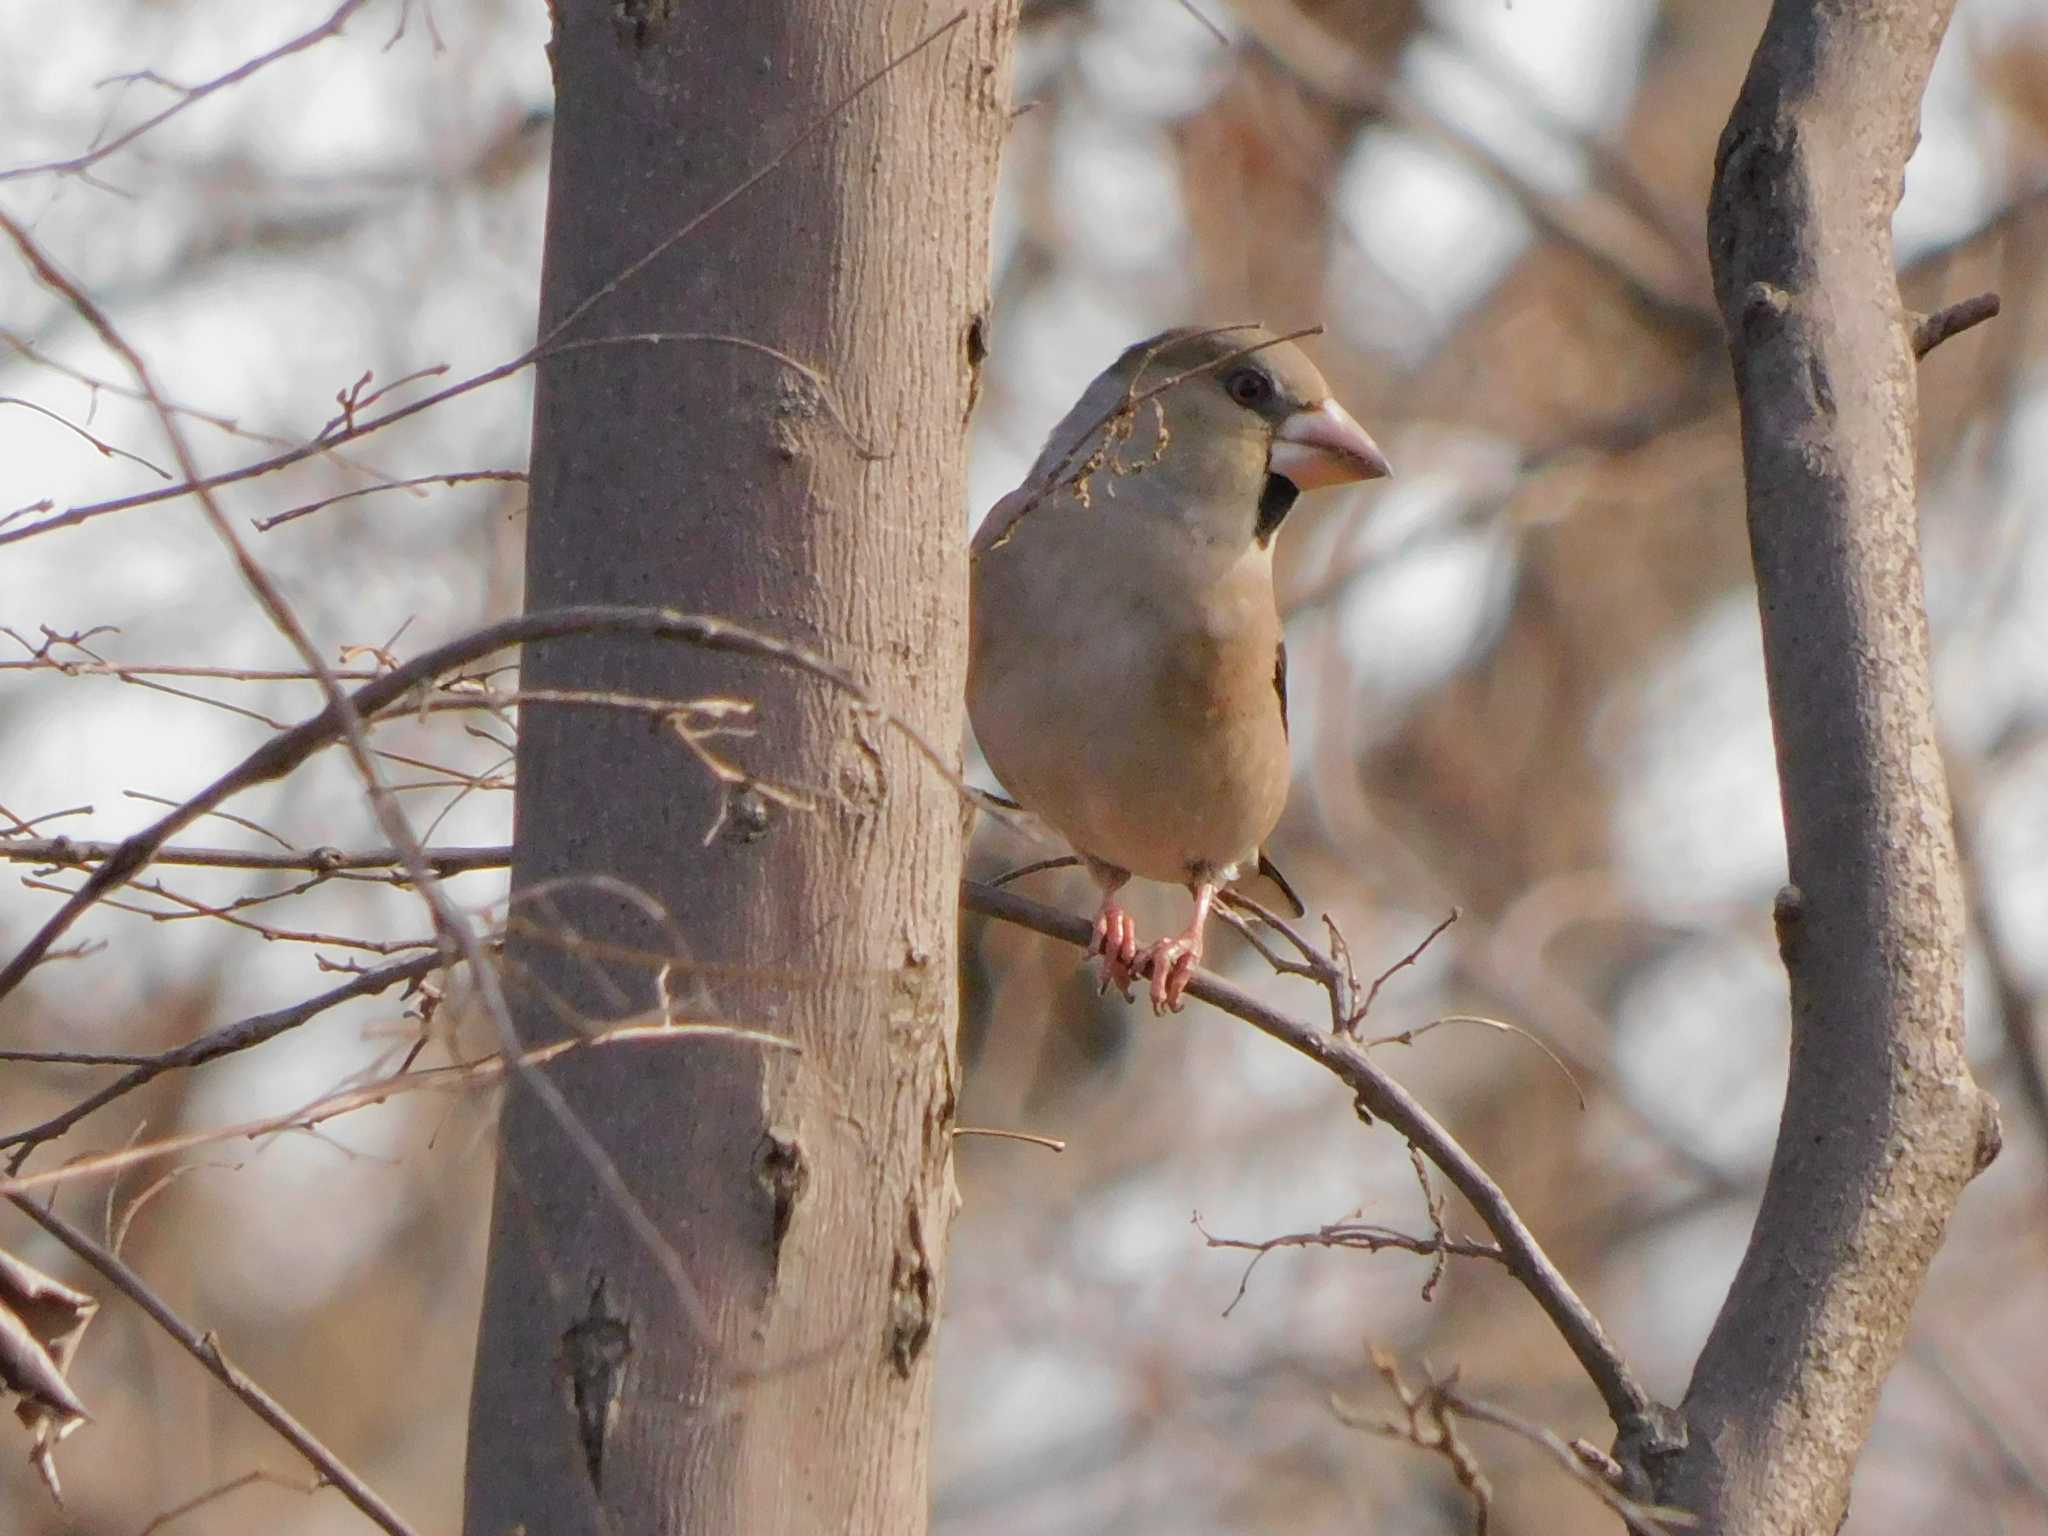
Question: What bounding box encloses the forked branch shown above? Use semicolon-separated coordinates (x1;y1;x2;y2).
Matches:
963;880;1677;1461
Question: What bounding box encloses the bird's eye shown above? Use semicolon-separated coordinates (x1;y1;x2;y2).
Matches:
1224;367;1273;408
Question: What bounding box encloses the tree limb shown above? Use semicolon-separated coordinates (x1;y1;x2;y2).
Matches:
6;1195;418;1536
1672;2;2003;1526
1;951;444;1165
0;837;509;877
0;604;946;1008
1910;291;2000;358
0;0;372;186
962;880;1678;1460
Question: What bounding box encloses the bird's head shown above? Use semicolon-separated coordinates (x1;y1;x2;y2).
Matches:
1032;325;1388;554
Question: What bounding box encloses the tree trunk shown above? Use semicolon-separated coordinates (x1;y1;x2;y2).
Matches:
462;7;1013;1533
1656;1;2002;1528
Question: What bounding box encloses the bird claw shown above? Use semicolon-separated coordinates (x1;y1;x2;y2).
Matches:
1087;887;1209;1012
1142;934;1202;1014
1089;902;1140;1001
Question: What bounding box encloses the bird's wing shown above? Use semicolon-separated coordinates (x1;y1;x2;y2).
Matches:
1274;637;1289;737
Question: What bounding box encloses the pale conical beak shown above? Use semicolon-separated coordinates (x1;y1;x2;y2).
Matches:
1268;398;1391;489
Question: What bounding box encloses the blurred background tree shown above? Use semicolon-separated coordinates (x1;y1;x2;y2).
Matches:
1;0;2044;1532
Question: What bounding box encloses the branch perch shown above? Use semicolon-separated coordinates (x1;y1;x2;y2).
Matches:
963;880;1675;1459
7;1196;417;1536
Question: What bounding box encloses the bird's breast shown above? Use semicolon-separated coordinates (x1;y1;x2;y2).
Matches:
969;534;1288;885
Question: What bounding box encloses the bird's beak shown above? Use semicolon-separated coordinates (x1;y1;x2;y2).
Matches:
1268;399;1391;489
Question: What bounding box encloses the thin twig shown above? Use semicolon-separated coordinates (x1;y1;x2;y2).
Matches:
1355;908;1459;1028
0;658;385;681
2;215;910;1360
1212;900;1318;985
988;854;1081;888
252;468;527;532
1;1018;798;1200
952;1126;1067;1152
0;604;954;1004
0;0;372;184
1335;1351;1493;1535
1214;891;1354;1032
1336;1351;1692;1535
7;1195;417;1536
1911;292;2000;358
962;879;1670;1450
1438;1387;1695;1535
1173;0;1229;45
19;871;437;952
3;951;443;1164
0;837;508;876
1364;1013;1587;1109
0;11;967;551
978;324;1324;552
1409;1142;1451;1301
0;326;367;463
0;802;93;835
0;395;169;477
134;1469;327;1536
1193;1210;1501;1317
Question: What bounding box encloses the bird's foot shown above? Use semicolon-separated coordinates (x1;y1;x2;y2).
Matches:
1088;900;1141;1001
1141;930;1204;1014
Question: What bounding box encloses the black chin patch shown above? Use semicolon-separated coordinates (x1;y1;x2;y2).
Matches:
1255;474;1300;547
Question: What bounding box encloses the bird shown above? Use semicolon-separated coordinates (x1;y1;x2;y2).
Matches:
968;325;1389;1012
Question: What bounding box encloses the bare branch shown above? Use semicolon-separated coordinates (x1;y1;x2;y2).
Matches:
6;1196;417;1536
1355;908;1459;1028
0;11;967;551
1363;1014;1586;1110
0;604;956;1005
1173;0;1229;46
0;657;383;683
952;1126;1067;1153
20;870;438;950
1335;1350;1694;1535
1910;291;2000;358
1437;1386;1695;1535
133;1469;328;1536
987;854;1082;888
0;802;92;836
0;394;169;477
1334;1351;1493;1536
251;468;527;532
2;951;444;1164
0;0;373;185
2;1019;798;1201
1409;1142;1451;1302
0;836;508;877
962;879;1674;1455
1193;1209;1502;1318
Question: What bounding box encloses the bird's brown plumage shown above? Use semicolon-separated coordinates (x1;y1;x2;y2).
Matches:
968;325;1387;1008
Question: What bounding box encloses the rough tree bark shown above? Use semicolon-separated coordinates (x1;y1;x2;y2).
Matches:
462;7;1013;1534
1657;1;2003;1528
